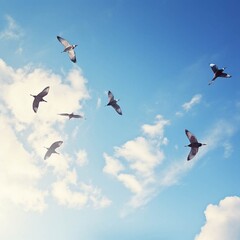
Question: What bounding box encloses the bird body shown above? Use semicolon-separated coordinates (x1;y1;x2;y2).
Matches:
106;91;122;115
209;63;231;85
57;36;77;63
44;141;63;160
31;86;49;113
58;113;84;120
185;129;206;160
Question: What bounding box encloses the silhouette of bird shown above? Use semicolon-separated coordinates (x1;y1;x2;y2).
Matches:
30;86;49;113
44;141;63;160
57;36;77;63
58;113;84;120
106;90;122;115
209;63;231;85
185;129;206;160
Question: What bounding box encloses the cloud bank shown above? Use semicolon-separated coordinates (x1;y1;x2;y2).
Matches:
195;196;240;240
0;59;110;212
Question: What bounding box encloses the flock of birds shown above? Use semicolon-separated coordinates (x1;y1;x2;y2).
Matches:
31;36;232;161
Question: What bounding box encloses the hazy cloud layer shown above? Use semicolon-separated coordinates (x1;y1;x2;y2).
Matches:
0;59;110;212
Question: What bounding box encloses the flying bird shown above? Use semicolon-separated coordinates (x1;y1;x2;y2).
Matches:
58;113;84;120
44;141;63;160
185;129;206;161
30;86;49;113
106;90;122;115
57;36;77;63
209;63;231;85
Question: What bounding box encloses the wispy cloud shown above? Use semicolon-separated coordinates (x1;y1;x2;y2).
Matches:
103;116;236;216
52;170;111;209
182;94;202;112
159;120;235;188
103;115;170;215
0;15;24;40
176;94;202;117
195;196;240;240
96;97;101;109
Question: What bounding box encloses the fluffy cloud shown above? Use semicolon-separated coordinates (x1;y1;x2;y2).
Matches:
195;196;240;240
115;136;164;177
103;115;169;211
0;15;24;40
52;170;111;209
142;114;170;140
0;59;110;212
103;153;124;176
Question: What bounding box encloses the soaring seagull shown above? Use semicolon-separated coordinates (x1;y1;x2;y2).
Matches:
44;141;63;160
58;113;84;120
106;90;122;115
30;86;49;113
209;63;231;85
57;36;77;63
185;129;206;160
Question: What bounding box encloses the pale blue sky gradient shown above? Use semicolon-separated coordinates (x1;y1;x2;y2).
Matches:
0;1;240;240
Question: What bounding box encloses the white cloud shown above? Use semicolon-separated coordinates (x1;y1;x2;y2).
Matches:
52;170;111;209
76;149;88;167
195;196;240;240
142;114;170;140
117;174;143;194
0;59;109;212
103;115;169;212
182;94;202;112
103;153;124;176
115;137;164;177
0;15;24;40
0;116;47;212
103;116;236;215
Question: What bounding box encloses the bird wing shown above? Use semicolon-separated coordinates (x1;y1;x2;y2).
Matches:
32;98;40;113
59;113;70;116
185;129;198;143
187;147;198;161
72;114;83;118
108;91;114;102
112;102;122;115
50;141;63;150
219;73;231;78
38;86;50;98
57;36;71;48
44;149;51;160
210;64;218;73
67;49;76;63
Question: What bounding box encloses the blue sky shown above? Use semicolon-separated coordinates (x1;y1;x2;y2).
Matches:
0;0;240;239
